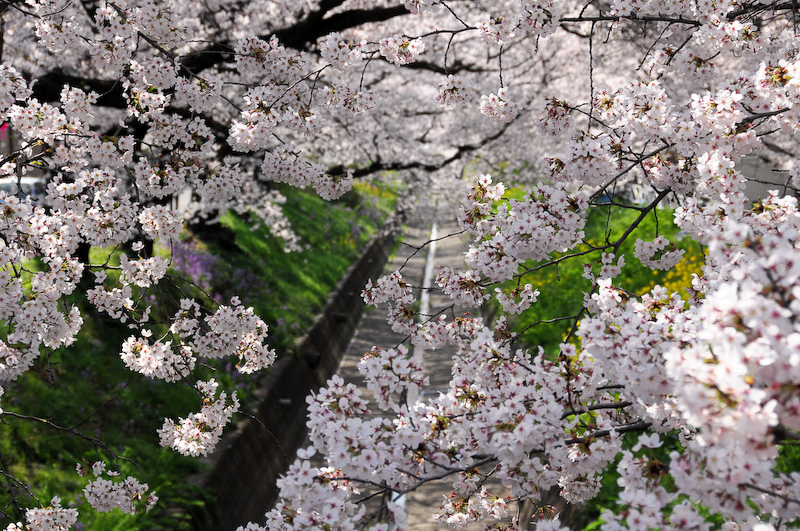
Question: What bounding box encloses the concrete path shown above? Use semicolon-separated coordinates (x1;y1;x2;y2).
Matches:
340;192;466;530
301;192;516;530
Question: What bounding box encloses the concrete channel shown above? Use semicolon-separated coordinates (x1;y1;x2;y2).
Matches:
297;193;489;531
193;193;492;531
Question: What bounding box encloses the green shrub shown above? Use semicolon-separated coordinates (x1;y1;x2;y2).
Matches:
507;198;704;356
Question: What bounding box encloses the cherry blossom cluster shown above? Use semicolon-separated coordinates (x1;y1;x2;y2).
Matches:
234;35;308;84
139;205;184;242
494;284;539;314
279;310;630;528
260;148;354;200
320;33;364;71
412;314;453;349
120;333;195;382
363;268;487;344
322;84;377;115
4;0;800;527
634;236;686;271
5;496;78;531
77;461;157;515
133;157;190;200
245;191;303;252
403;0;442;15
174;73;221;113
379;35;425;66
458;174;507;236
269;176;796;531
119;254;168;288
158;379;240;457
596;435;711;531
479;88;520;123
436;75;473;110
598;82;672;137
579;281;686;426
548;132;621;187
260;453;368;531
463;179;587;282
362;272;415;306
479;16;520;47
538;96;573;136
436;267;490;307
521;0;563;36
270;206;800;528
582;252;627;282
0;66;32;114
660;230;800;518
435;488;509;528
571;213;800;526
86;271;135;323
754;59;800;113
228;35;329;155
358;345;429;410
4;497;77;531
313;170;355;201
230;83;319;150
640;154;695;194
8;98;68;144
192;298;276;374
303;374;410;487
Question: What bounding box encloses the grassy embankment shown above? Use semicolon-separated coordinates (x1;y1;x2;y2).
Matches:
0;180;398;530
495;186;800;528
496;187;705;356
489;187;702;527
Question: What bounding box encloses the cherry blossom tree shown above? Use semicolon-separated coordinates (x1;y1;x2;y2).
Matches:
1;0;800;530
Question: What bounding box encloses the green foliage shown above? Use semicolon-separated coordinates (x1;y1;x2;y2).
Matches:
0;310;204;530
506;197;704;356
776;443;800;475
218;182;395;354
0;180;398;529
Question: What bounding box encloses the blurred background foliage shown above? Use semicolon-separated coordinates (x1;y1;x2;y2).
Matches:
0;179;399;530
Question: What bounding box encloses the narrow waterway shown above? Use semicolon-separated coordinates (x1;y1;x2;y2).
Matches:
294;193;514;531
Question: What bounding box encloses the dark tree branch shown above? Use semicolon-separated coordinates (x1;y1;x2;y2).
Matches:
273;5;409;49
31;71;123;107
338;121;514;178
560;14;702;26
562;401;633;419
31;5;412;107
564;420;652;444
726;1;798;19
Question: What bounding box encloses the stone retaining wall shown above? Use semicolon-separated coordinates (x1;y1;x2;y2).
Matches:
192;222;398;531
